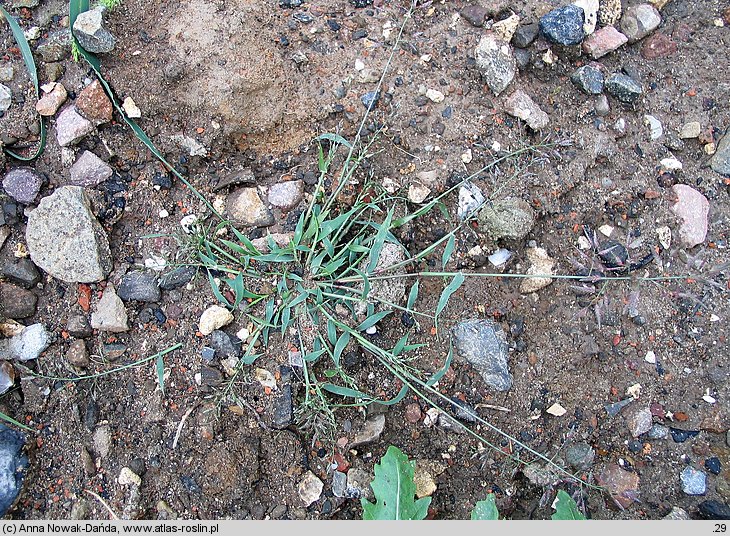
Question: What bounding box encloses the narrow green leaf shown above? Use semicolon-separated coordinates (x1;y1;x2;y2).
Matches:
0;5;46;161
442;234;455;269
321;383;371;400
303;348;326;362
551;490;586;520
471;494;499;520
427;343;453;386
317;132;353;149
327;319;337;346
354;268;370;300
357;311;392;332
361;446;431;520
406;281;419;310
0;411;32;432
280;306;291;335
155;353;165;397
372;384;409;406
435;273;465;320
208;272;232;308
333;332;350;367
366;208;395;273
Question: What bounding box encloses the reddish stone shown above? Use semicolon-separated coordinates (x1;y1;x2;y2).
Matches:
582;26;628;59
597;464;640;509
700;410;729;433
75;80;113;125
641;33;677;59
405;403;423;424
333;452;350;472
650;402;664;419
644;189;661;200
675;411;689;422
723;6;730;26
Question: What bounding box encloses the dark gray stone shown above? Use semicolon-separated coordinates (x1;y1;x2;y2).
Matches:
66;314;93;338
514;48;531;70
711;130;730;176
72;8;116;54
2;168;43;205
647;424;669;439
571;64;605;95
36;31;71;62
460;5;488;27
210;330;240;359
605;73;643;103
512;22;539;48
1;259;41;289
452;319;512;391
360;91;380;110
565;442;596;471
0;283;37;319
159;266;197;290
698;501;730;520
0;425;28;516
117;272;161;302
540;5;585;46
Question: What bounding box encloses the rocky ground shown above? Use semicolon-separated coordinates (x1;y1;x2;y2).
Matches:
0;0;728;521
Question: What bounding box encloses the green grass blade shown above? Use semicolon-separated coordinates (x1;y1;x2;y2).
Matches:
0;411;33;432
321;383;372;400
155;352;165;396
0;5;46;161
435;273;465;320
366;208;394;273
357;310;391;332
406;281;419;310
317;132;353;149
333;332;350;367
442;234;455;269
427;342;453;386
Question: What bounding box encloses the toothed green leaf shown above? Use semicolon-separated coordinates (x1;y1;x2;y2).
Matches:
361;446;431;520
471;494;499;520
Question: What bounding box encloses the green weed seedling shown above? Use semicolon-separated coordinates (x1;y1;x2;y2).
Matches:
361;446;430;520
363;446;586;520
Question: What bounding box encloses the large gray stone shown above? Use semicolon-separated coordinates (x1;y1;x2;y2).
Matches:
226;187;274;227
620;4;661;44
477;198;535;241
475;35;516;96
0;324;50;361
72;8;116;54
90;285;129;333
711;130;730;176
0;425;28;516
452;319;512;391
68;151;113;187
26;186;112;283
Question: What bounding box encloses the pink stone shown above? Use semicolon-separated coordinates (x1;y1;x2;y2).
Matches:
582;26;628;59
641;33;677;59
597;464;640;509
670;184;709;248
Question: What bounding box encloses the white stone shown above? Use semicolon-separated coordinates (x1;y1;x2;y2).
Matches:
679;121;701;139
577;236;592;249
575;0;600;33
488;248;512;267
598;224;614;237
645;350;656;364
425;88;445;103
297;471;323;507
492;14;520;41
660;157;682;170
408;182;431;204
118;467;142;487
644;114;663;140
656;226;671;249
254;368;277;390
520;247;555;294
122;97;141;118
198;305;234;335
546;403;567;416
0;84;11;113
461;149;473;163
